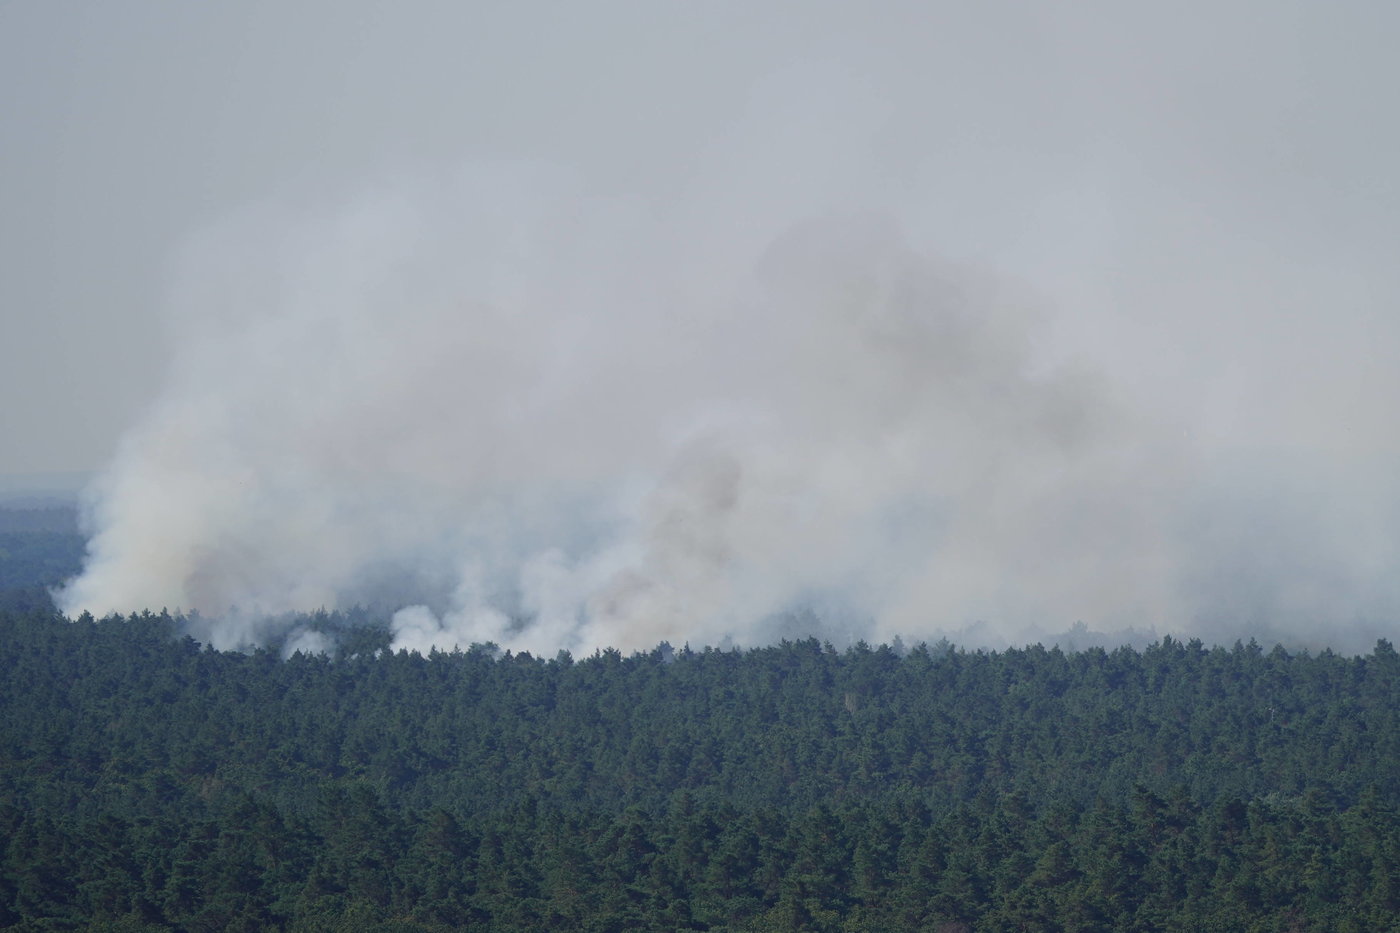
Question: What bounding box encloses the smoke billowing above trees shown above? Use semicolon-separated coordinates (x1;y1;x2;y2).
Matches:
49;2;1400;654
57;170;1400;655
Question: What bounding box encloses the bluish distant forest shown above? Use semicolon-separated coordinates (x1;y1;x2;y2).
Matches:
2;506;1399;931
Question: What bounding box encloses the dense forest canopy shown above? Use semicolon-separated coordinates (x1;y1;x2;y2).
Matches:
3;505;1400;930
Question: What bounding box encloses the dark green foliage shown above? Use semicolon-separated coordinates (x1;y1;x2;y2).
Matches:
3;609;1400;930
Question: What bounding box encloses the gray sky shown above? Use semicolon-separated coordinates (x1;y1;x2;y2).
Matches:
4;1;1398;478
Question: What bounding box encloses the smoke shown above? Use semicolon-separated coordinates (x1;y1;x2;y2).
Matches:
54;163;1399;655
53;2;1400;655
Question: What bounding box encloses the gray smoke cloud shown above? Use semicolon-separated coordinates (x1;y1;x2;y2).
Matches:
54;2;1400;655
56;167;1400;655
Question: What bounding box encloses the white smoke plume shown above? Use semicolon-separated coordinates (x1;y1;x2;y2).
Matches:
51;0;1400;655
55;160;1400;655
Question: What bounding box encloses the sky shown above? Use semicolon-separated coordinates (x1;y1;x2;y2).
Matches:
5;1;1400;652
3;1;1397;478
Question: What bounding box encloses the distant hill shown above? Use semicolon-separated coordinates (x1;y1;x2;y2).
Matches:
0;502;84;608
0;504;79;535
0;470;90;506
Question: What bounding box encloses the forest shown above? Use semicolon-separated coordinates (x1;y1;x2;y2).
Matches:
2;507;1399;931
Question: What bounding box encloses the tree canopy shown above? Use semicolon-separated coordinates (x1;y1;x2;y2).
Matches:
2;605;1399;931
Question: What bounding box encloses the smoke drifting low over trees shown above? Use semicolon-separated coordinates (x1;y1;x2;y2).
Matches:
53;173;1400;655
42;3;1400;655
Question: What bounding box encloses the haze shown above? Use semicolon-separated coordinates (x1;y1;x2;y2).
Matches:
5;2;1398;653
